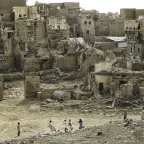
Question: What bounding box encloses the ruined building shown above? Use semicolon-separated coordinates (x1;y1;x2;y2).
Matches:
95;19;124;36
78;15;95;43
124;19;144;58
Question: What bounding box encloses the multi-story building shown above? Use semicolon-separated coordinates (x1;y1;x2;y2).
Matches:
46;16;70;40
124;19;144;58
79;15;95;43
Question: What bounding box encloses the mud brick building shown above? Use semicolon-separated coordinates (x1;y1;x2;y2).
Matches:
79;15;95;43
124;19;144;58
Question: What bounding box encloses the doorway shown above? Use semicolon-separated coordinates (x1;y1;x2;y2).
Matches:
99;83;104;92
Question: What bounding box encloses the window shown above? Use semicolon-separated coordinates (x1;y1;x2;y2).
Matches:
19;14;22;18
138;48;140;52
87;30;90;34
82;53;86;61
84;21;87;25
8;32;12;38
89;21;91;25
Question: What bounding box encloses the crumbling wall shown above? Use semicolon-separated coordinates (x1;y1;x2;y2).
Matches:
80;48;104;74
15;19;35;43
120;83;133;99
57;55;77;71
79;15;95;43
2;31;14;56
25;76;40;98
35;20;46;42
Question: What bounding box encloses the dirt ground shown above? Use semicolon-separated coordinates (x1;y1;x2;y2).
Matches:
0;81;143;143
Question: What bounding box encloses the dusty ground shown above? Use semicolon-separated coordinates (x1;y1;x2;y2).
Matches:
0;81;143;143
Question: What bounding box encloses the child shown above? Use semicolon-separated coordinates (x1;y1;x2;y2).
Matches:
63;119;68;132
68;119;73;131
78;119;84;129
17;122;20;137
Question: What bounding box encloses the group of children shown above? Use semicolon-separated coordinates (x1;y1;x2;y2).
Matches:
63;119;84;132
16;119;84;137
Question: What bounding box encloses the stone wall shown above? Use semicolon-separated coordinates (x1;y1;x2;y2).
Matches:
57;55;77;71
95;74;111;93
15;19;35;43
35;20;46;42
79;15;95;43
25;76;40;98
120;83;133;99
